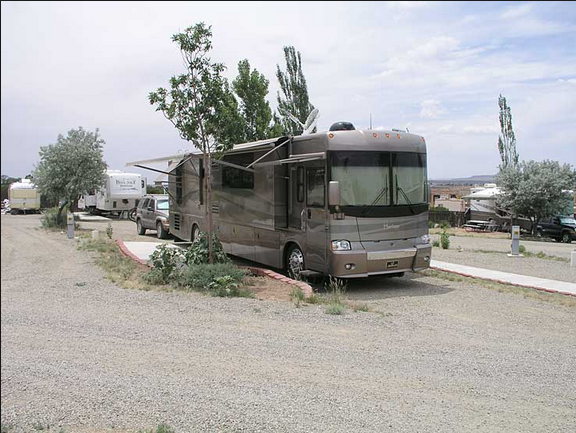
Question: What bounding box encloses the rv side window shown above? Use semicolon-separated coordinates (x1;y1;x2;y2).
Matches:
297;167;304;202
222;153;254;189
306;167;325;208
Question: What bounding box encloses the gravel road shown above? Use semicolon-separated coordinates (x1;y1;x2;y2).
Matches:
2;214;576;433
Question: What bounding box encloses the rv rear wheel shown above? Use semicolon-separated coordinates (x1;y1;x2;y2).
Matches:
136;219;146;235
286;245;305;279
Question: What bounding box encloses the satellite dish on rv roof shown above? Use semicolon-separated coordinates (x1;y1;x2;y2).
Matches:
302;108;320;135
281;108;320;135
329;121;355;131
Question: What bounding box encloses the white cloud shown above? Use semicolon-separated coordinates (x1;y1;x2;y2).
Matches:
437;124;455;134
462;125;499;135
420;100;447;118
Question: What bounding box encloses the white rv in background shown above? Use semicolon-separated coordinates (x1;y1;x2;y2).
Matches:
79;170;146;215
8;179;42;214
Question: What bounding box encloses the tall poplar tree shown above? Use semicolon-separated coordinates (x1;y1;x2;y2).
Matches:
497;94;519;169
276;46;315;135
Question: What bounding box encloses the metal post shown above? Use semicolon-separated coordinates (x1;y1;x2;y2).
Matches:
67;212;75;239
508;225;523;257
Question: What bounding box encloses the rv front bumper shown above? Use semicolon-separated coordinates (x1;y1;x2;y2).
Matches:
328;244;432;278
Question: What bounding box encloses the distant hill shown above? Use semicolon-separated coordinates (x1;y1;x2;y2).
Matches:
430;175;496;185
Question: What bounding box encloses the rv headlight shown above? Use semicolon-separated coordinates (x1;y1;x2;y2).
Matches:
331;240;351;251
420;235;430;245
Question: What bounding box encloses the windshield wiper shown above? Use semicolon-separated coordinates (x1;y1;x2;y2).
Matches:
360;184;388;217
395;175;416;215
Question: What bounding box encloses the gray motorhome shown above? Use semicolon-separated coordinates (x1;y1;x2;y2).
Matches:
132;128;432;278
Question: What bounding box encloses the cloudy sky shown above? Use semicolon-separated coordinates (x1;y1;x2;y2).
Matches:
2;1;576;180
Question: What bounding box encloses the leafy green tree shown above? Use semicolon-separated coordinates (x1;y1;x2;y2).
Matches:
497;160;575;234
149;23;237;263
497;94;519;169
1;175;21;201
32;127;107;223
232;59;275;142
276;46;315;135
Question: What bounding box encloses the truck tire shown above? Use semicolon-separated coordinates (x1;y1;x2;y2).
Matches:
157;221;168;239
136;219;146;235
562;232;572;243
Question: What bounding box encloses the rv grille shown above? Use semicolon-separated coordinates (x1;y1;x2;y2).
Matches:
173;213;181;231
212;203;220;214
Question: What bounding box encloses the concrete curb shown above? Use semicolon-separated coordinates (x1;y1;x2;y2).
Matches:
243;266;314;298
116;239;152;267
116;239;314;298
430;265;576;298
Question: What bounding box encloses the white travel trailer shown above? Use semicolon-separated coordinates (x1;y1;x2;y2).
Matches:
79;170;146;215
8;179;41;214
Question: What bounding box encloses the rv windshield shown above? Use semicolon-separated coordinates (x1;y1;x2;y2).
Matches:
331;152;390;206
331;151;427;207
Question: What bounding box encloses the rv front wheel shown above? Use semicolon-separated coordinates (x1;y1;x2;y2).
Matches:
192;225;200;242
136;219;146;235
286;245;305;280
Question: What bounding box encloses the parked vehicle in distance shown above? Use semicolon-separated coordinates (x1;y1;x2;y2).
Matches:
8;179;42;214
135;194;170;239
79;169;146;216
537;215;576;243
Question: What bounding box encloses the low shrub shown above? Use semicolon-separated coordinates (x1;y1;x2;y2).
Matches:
290;287;305;307
439;220;451;229
177;263;250;297
325;302;346;315
432;239;440;248
518;244;526;254
41;207;77;230
183;232;229;265
325;276;347;304
440;230;450;249
148;244;182;284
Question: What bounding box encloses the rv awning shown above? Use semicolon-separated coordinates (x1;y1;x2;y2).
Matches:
126;136;289;168
254;152;326;168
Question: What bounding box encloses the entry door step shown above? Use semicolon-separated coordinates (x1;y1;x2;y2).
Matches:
300;270;323;278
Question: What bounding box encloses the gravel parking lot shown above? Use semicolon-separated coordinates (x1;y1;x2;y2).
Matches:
2;214;576;433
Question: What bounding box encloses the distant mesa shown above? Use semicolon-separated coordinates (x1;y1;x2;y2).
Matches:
430;175;496;185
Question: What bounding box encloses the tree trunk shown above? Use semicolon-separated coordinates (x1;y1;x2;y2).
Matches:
57;200;68;225
204;153;214;264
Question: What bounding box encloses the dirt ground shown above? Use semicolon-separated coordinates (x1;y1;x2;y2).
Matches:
2;214;576;433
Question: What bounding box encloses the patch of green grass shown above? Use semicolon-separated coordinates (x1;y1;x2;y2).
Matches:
77;238;142;288
325;302;346;315
473;249;569;263
140;425;176;433
290;287;306;307
350;302;371;312
424;269;576;308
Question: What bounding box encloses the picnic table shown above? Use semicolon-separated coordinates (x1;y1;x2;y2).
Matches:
463;220;499;232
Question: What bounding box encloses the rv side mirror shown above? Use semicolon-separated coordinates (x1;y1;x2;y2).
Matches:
329;181;341;207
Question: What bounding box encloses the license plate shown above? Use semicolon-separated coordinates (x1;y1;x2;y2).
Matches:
386;260;399;269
